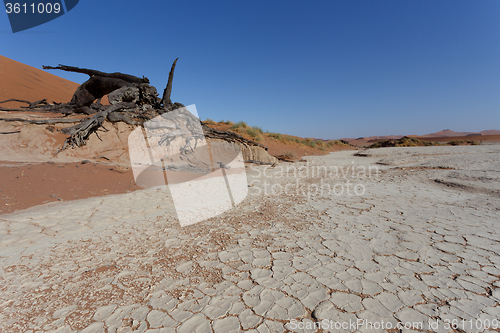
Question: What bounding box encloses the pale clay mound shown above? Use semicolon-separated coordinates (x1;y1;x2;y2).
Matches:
1;145;499;332
0;120;134;166
0;120;277;167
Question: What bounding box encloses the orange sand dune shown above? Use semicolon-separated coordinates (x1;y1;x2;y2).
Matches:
0;54;79;108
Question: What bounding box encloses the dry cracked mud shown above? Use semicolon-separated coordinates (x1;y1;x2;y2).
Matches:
1;145;499;332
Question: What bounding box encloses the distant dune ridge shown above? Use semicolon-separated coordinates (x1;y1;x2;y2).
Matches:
419;129;500;137
0;54;79;108
343;129;500;148
343;129;500;143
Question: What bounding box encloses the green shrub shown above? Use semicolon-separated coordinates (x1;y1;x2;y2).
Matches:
246;127;263;141
448;140;481;146
267;132;283;141
303;138;317;148
230;121;248;131
325;140;346;148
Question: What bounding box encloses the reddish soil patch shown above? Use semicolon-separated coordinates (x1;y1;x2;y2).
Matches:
0;161;141;215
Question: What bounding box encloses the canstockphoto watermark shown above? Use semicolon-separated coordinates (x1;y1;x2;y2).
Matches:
248;161;379;199
288;317;500;331
128;105;248;227
4;1;79;33
288;318;423;331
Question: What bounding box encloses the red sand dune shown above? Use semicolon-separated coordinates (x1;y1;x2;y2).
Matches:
0;55;80;108
0;55;141;215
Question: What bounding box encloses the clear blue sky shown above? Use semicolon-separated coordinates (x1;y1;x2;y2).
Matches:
2;1;499;139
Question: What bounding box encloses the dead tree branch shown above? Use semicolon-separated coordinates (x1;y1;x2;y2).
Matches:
59;102;137;150
161;58;178;108
42;65;149;83
0;117;82;124
0;98;49;108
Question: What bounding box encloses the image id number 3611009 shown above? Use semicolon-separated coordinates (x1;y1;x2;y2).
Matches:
5;2;61;14
432;318;500;331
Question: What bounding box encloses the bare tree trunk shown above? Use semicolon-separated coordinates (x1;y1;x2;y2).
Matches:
161;58;178;108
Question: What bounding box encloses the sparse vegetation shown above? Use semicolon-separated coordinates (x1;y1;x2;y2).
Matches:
245;126;263;141
447;140;481;146
303;138;317;149
265;132;350;150
267;132;283;141
227;121;265;141
230;121;248;130
253;126;263;133
203;119;353;153
368;137;442;148
325;140;349;148
368;137;482;148
281;150;297;160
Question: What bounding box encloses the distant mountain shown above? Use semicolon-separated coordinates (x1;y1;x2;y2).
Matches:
420;129;464;137
0;55;79;108
479;129;500;135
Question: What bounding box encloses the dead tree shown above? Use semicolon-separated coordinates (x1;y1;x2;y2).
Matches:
161;58;178;108
42;64;154;114
0;59;269;154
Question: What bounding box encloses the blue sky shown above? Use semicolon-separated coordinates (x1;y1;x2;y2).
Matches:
2;1;499;139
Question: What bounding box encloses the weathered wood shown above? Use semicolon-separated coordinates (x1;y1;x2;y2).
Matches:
69;76;138;108
0;131;21;134
0;117;82;124
59;102;137;150
42;64;149;83
244;160;276;165
0;98;48;107
161;58;178;107
0;99;52;112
